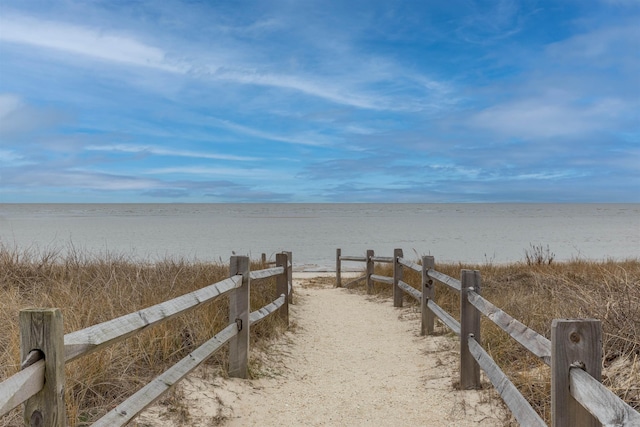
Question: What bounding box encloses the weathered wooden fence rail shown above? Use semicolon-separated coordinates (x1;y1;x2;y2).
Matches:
336;248;640;427
0;252;293;426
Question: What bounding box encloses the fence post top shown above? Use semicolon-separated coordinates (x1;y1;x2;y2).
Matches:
20;308;61;314
552;318;601;325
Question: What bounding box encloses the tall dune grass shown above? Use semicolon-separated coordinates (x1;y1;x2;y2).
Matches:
0;245;285;426
368;256;640;424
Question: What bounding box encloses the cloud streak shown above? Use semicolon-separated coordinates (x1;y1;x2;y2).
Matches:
0;13;185;73
85;144;259;162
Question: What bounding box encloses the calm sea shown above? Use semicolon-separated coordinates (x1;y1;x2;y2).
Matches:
0;204;638;270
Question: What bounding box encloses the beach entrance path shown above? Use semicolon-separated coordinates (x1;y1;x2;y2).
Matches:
137;274;506;426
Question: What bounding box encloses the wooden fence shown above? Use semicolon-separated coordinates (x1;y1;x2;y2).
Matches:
336;248;640;427
0;252;293;426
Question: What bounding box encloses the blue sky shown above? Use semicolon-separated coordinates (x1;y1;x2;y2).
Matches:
0;0;638;203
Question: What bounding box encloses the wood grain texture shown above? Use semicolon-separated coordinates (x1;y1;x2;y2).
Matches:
421;256;435;336
229;256;250;379
366;249;374;294
250;266;284;280
339;255;367;262
20;308;65;427
397;280;421;302
276;253;289;325
468;337;546;427
467;290;551;365
93;323;238;427
552;319;602;427
427;270;462;292
393;249;404;308
284;251;293;303
370;256;393;263
569;366;640;426
427;300;461;335
336;248;341;287
250;295;286;326
0;359;44;416
398;257;421;273
64;276;242;362
370;274;393;285
460;270;481;389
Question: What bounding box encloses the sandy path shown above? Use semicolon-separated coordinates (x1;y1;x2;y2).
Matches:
136;276;506;426
223;277;504;426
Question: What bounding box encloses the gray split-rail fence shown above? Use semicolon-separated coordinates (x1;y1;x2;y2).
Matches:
0;252;293;426
336;248;640;427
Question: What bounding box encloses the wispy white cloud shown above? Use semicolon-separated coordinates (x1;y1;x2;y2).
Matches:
470;96;625;138
144;166;290;179
85;144;259;161
0;13;186;73
211;119;334;147
0;149;31;166
0;94;23;119
454;0;524;44
0;93;65;136
0;12;452;112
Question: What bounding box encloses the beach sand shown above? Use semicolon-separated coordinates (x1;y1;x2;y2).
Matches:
134;273;506;426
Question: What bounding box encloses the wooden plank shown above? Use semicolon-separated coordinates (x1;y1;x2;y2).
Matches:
427;300;461;335
284;251;293;303
460;270;481;389
0;360;44;416
552;319;602;427
398;257;421;273
366;249;374;294
569;366;640;426
64;276;242;362
229;256;250;379
339;256;367;262
336;248;341;287
428;270;462;292
276;253;288;325
393;249;404;308
370;274;393;285
467;290;552;365
250;295;286;326
370;256;393;263
21;308;65;427
93;323;238;427
421;256;435;336
249;266;284;280
397;280;421;302
344;275;367;288
468;337;547;427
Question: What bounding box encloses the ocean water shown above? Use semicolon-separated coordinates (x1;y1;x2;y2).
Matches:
0;204;638;270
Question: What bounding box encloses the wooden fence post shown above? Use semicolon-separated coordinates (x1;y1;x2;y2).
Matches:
261;253;267;267
20;308;65;427
336;248;341;288
460;269;481;389
551;319;602;427
276;253;289;325
284;251;293;303
366;249;374;294
421;256;435;336
393;248;403;308
229;256;250;379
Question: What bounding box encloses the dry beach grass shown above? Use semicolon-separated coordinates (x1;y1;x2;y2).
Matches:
1;244;639;425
